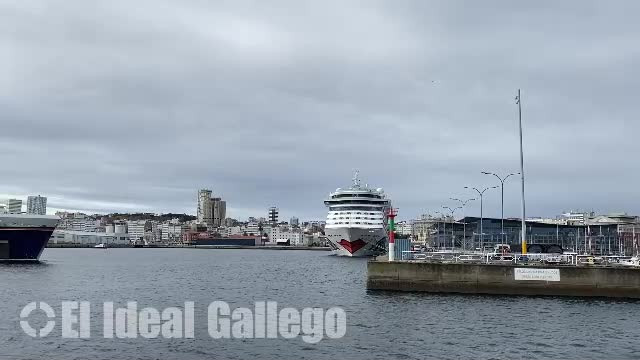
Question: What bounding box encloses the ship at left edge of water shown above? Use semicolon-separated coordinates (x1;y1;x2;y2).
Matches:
0;213;60;261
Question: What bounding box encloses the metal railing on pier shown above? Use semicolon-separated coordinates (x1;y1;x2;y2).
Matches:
399;250;640;267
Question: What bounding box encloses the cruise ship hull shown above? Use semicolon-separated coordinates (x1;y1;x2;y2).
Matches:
0;215;59;261
325;227;387;257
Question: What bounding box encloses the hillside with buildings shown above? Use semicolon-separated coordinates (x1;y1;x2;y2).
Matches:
47;189;327;248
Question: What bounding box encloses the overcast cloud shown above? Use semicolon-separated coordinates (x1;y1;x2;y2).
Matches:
1;0;639;220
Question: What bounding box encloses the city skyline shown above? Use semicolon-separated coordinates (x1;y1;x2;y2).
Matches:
2;1;640;221
0;189;630;224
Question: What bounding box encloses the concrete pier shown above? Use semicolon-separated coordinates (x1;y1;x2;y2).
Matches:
367;261;640;298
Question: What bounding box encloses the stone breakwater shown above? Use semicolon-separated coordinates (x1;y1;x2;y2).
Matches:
367;261;640;298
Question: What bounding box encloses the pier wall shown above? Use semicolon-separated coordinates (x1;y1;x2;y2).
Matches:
367;261;640;298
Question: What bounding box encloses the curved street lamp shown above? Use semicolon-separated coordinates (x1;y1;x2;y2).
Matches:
450;197;475;250
481;171;519;243
435;210;445;249
442;206;462;249
464;186;498;250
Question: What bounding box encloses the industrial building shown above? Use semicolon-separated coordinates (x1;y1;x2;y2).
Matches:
50;230;130;246
182;231;260;246
426;216;640;255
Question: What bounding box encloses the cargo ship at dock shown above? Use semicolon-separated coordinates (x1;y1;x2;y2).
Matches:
324;172;391;257
0;214;59;261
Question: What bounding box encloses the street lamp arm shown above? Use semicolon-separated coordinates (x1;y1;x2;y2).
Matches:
482;171;504;183
479;186;498;195
504;172;519;182
468;187;481;195
451;197;475;206
483;171;520;184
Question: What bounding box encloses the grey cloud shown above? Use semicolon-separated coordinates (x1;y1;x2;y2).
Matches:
1;0;639;220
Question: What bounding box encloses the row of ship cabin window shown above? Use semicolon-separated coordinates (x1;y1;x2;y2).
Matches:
331;212;379;215
330;222;378;225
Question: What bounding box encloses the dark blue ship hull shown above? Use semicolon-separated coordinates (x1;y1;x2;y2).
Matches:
0;228;55;261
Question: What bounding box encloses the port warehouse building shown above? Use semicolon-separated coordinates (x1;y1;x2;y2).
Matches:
414;216;640;255
50;230;130;245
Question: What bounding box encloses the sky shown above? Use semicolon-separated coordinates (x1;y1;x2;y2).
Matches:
1;0;639;221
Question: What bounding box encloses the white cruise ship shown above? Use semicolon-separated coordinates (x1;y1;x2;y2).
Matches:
324;172;391;257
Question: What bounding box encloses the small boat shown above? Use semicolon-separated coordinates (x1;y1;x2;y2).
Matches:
94;243;107;249
617;257;640;267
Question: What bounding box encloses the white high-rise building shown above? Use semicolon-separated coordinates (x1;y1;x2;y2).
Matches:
27;195;47;215
198;189;213;224
7;199;22;214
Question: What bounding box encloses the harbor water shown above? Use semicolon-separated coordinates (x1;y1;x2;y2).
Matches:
1;248;639;359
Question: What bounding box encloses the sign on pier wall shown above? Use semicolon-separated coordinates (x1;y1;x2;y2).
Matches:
514;268;561;282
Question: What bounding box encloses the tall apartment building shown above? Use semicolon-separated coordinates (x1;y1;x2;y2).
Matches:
7;199;22;214
26;195;47;215
198;189;213;224
212;198;226;227
197;189;226;227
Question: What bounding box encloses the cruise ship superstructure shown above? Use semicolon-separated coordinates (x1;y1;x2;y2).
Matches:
0;214;59;261
324;172;390;257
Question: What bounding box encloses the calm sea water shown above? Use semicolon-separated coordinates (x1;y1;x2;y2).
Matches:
1;248;639;360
